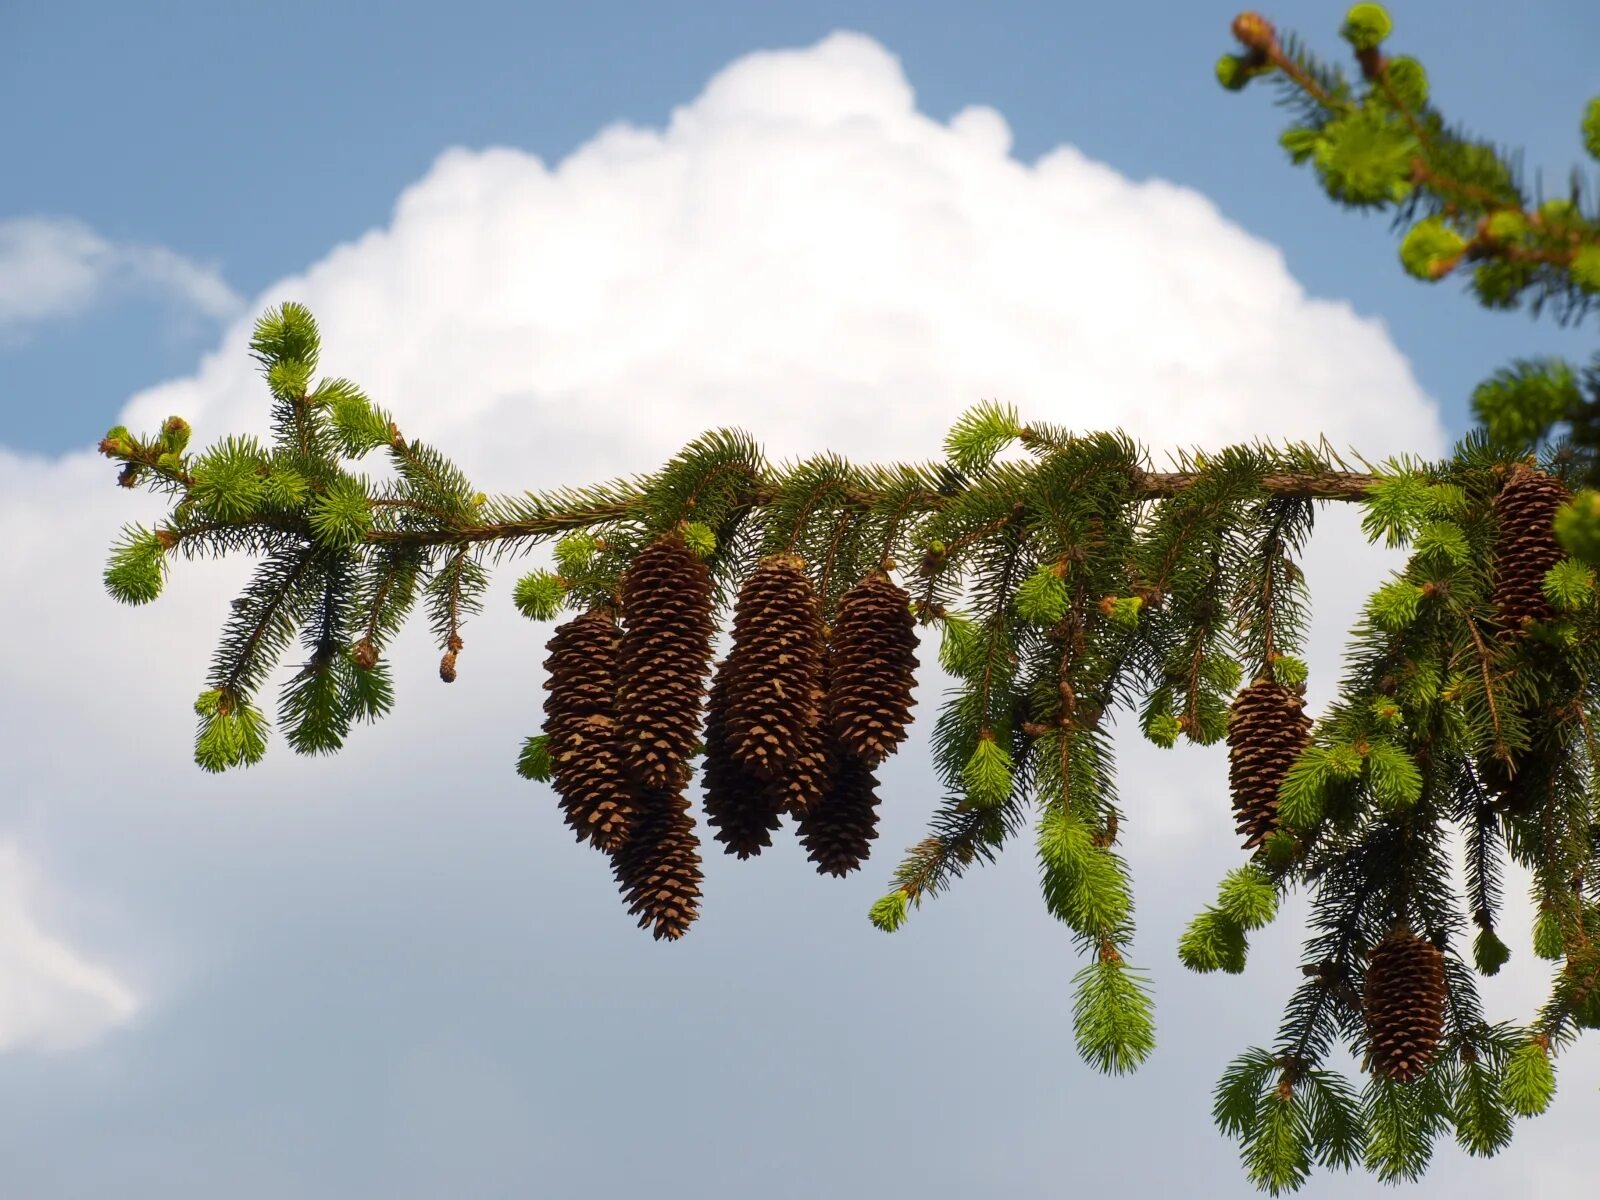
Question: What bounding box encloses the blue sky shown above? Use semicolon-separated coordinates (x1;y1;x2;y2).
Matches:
2;2;1598;1197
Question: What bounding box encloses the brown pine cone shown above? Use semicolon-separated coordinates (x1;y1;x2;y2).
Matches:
616;537;717;791
542;609;631;853
1489;462;1570;637
612;785;703;941
796;750;882;877
722;555;826;780
1362;926;1447;1083
826;572;919;766
1226;678;1312;851
763;659;830;820
701;659;785;858
1477;713;1561;815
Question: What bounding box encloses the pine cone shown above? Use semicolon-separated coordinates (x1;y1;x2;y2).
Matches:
722;555;826;780
542;609;631;853
796;750;882;877
701;659;785;858
612;785;703;941
1226;678;1312;851
826;572;919;766
1490;462;1570;636
1477;712;1560;815
1362;926;1446;1083
765;677;830;819
616;537;717;791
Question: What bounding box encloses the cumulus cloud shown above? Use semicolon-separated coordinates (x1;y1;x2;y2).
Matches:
0;840;138;1053
120;31;1442;489
0;216;242;342
4;27;1586;1199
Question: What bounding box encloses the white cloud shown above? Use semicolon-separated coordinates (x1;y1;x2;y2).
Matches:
119;31;1443;490
7;28;1584;1199
0;216;242;340
0;840;138;1053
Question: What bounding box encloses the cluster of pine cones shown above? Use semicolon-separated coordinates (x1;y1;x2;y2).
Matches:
1222;462;1573;853
540;537;919;941
1217;463;1571;1082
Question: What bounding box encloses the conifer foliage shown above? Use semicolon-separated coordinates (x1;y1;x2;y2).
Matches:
92;3;1600;1193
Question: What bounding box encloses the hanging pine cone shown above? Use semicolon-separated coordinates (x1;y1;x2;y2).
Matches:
826;571;919;766
1490;462;1570;636
1226;677;1312;851
764;666;830;819
616;537;717;791
542;609;631;853
796;750;882;877
1362;926;1447;1083
701;659;786;858
612;784;703;941
722;554;826;780
1477;708;1561;814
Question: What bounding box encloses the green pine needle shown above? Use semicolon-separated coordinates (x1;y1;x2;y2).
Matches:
1037;806;1131;936
1501;1040;1555;1117
194;695;271;773
513;571;568;621
307;474;375;550
1542;559;1594;612
1340;4;1392;51
936;611;984;679
320;379;391;457
869;890;911;933
1452;1055;1514;1158
103;523;167;606
1245;1092;1313;1195
1472;926;1511;976
517;733;553;782
1217;865;1278;930
1370;578;1425;631
1399;216;1466;281
1071;959;1156;1076
1364;741;1423;810
1015;564;1068;625
1532;908;1565;960
250;301;321;373
554;533;601;575
943;401;1022;474
189;435;269;521
682;521;717;558
962;736;1013;809
1178;909;1248;974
